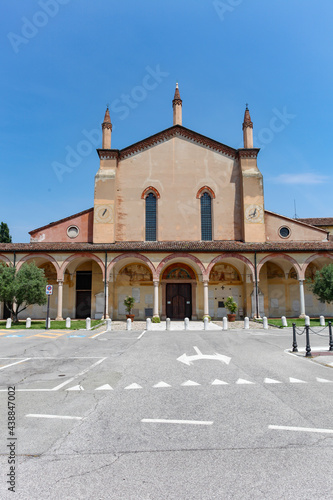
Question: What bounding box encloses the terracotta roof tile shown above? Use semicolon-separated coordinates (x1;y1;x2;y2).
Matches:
2;240;333;253
297;217;333;226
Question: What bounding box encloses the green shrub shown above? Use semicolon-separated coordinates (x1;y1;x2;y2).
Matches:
152;316;161;323
225;296;237;313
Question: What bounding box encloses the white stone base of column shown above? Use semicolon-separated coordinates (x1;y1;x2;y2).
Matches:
298;314;306;319
56;316;64;321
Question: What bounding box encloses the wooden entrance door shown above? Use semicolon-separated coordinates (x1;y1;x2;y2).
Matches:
166;283;192;319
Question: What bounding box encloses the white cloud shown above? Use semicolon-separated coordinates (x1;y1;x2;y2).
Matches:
272;173;329;185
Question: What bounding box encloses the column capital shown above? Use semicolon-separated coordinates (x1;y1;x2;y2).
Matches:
57;280;64;285
203;280;209;286
153;280;159;286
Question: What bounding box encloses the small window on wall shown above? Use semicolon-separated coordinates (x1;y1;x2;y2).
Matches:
67;226;79;239
279;226;290;239
145;193;157;241
201;192;212;241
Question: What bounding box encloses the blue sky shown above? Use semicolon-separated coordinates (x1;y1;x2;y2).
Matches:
1;0;333;242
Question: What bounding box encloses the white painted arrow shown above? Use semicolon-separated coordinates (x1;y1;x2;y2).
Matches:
177;346;231;366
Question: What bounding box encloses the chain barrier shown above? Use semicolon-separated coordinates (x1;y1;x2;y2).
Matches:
291;321;333;354
308;326;328;336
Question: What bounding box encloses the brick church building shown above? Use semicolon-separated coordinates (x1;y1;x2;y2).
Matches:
1;85;333;321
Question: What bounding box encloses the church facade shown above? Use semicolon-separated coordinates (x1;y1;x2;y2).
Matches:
1;85;333;321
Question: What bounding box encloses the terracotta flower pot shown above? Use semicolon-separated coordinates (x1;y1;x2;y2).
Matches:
126;314;135;322
227;313;236;322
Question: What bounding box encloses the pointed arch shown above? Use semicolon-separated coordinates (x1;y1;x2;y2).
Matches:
196;186;215;199
141;186;160;199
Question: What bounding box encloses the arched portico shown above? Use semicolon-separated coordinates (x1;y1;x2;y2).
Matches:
59;253;105;320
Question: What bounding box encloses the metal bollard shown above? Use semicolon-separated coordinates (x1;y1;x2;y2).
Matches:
204;317;209;330
223;317;228;331
126;318;132;331
48;317;51;329
26;317;31;329
305;325;311;357
329;321;333;352
305;315;310;326
263;317;268;329
281;316;288;327
244;317;249;329
106;318;112;332
86;317;91;330
146;318;151;330
292;323;298;352
166;318;171;331
320;315;325;327
6;318;12;329
184;318;189;330
66;317;71;328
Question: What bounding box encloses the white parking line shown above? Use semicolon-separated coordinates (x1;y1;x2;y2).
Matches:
52;357;107;390
90;330;107;339
26;414;82;420
0;358;31;370
269;425;333;434
141;419;213;425
137;330;146;340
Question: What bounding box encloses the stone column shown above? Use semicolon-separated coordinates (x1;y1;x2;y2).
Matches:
56;280;64;321
153;280;159;318
103;281;109;319
203;280;209;317
299;280;306;318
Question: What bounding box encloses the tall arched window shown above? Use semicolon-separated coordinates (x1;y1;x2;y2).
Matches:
145;192;157;241
201;192;212;241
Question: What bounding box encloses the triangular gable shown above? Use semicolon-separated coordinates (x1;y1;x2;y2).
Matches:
97;125;243;161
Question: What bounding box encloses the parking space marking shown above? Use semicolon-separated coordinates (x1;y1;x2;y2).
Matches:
89;329;107;339
269;425;333;434
26;414;83;420
0;358;31;370
52;357;107;391
28;331;70;339
141;419;213;426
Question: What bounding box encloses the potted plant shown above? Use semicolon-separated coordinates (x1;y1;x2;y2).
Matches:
124;296;135;321
225;296;237;322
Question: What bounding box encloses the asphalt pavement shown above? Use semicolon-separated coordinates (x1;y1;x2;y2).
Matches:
0;325;332;499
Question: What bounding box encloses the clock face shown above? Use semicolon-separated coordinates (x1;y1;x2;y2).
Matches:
245;204;264;223
94;204;114;223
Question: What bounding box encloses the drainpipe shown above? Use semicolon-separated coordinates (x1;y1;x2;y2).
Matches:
13;251;16;268
254;251;259;318
104;251;107;320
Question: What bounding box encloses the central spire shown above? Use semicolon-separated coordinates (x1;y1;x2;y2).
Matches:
172;83;182;126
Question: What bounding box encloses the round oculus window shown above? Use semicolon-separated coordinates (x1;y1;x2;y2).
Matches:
67;225;79;239
279;226;290;238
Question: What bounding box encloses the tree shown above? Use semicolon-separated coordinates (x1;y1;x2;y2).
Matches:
0;222;12;243
308;264;333;304
0;262;47;322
